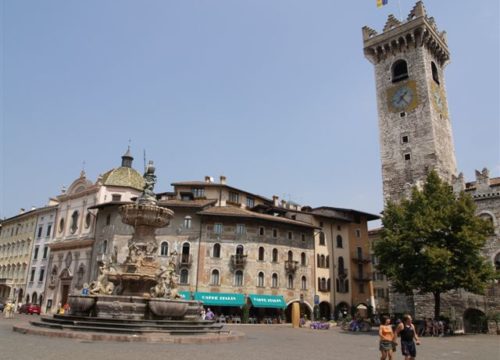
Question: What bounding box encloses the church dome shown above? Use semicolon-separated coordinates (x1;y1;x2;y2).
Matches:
100;147;144;191
101;167;144;191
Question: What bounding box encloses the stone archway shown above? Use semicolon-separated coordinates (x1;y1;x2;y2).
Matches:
319;301;331;320
463;308;486;334
334;301;350;319
285;300;312;322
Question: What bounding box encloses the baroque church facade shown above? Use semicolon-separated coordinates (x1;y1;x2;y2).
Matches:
363;1;500;326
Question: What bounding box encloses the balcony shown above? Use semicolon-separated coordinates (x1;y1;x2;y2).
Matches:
178;254;192;267
230;254;247;270
338;269;348;279
285;260;299;274
353;272;372;282
352;255;371;264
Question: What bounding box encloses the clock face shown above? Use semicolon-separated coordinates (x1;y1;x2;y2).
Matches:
391;86;414;110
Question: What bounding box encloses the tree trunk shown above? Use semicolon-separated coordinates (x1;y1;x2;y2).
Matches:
433;291;441;319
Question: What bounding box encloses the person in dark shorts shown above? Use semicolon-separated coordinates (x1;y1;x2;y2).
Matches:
395;314;421;360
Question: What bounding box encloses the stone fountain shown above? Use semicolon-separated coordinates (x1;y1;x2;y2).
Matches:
19;161;238;341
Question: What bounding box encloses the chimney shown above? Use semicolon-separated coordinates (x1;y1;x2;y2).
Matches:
204;176;212;183
220;175;227;185
272;195;279;206
19;208;25;214
281;200;287;208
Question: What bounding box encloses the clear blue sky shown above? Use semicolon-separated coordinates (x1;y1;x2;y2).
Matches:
1;0;499;224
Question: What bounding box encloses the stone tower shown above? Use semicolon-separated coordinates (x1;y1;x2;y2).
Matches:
363;1;457;203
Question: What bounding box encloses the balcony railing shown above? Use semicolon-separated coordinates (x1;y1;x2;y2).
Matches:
352;255;371;263
230;254;247;270
353;272;372;282
285;260;299;274
179;254;193;267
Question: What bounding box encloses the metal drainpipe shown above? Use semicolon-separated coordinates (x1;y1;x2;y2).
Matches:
195;215;203;297
331;222;337;319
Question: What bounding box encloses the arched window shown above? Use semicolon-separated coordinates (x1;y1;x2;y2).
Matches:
272;273;278;288
180;269;189;284
287;274;294;289
392;59;408;82
321;278;327;291
336;235;343;248
320;255;325;268
213;243;221;258
258;247;265;261
234;270;243;287
160;242;169;256
326;255;330;268
338;256;345;273
301;252;306;266
102;240;108;254
431;61;439;84
236;245;244;255
272;248;278;262
59;218;65;233
184;216;192;229
301;276;307;290
85;213;92;229
70;211;79;234
288;251;293;262
211;269;220;285
319;232;325;245
32;292;38;305
257;272;264;287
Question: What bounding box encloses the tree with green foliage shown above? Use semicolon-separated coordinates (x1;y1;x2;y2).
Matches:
374;171;496;319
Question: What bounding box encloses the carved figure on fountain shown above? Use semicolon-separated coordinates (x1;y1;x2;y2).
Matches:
89;262;115;295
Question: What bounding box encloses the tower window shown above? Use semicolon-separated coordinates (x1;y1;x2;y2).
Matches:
402;136;409;143
392;59;409;83
431;61;440;84
404;153;411;161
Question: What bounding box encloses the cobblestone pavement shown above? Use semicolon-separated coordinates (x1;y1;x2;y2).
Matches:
1;315;499;360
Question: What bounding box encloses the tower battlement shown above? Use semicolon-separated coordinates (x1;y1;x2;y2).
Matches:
363;1;449;66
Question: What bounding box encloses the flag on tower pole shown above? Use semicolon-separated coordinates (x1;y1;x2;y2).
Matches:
377;0;388;8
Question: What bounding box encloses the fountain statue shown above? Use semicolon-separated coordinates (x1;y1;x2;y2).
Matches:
64;161;201;320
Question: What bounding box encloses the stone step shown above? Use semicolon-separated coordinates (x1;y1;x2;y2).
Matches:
47;315;221;328
39;317;223;331
30;321;228;335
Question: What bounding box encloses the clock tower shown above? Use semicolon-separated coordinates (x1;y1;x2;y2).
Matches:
363;1;457;203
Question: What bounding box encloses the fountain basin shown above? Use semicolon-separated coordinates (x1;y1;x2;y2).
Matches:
148;299;189;317
119;203;174;227
68;295;96;315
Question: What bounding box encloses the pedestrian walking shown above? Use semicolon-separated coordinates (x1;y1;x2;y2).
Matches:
379;315;396;360
395;314;421;360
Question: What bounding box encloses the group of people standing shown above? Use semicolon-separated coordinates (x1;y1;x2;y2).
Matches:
379;314;421;360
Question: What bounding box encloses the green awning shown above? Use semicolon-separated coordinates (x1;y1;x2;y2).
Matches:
194;292;245;307
249;294;287;309
178;291;192;300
